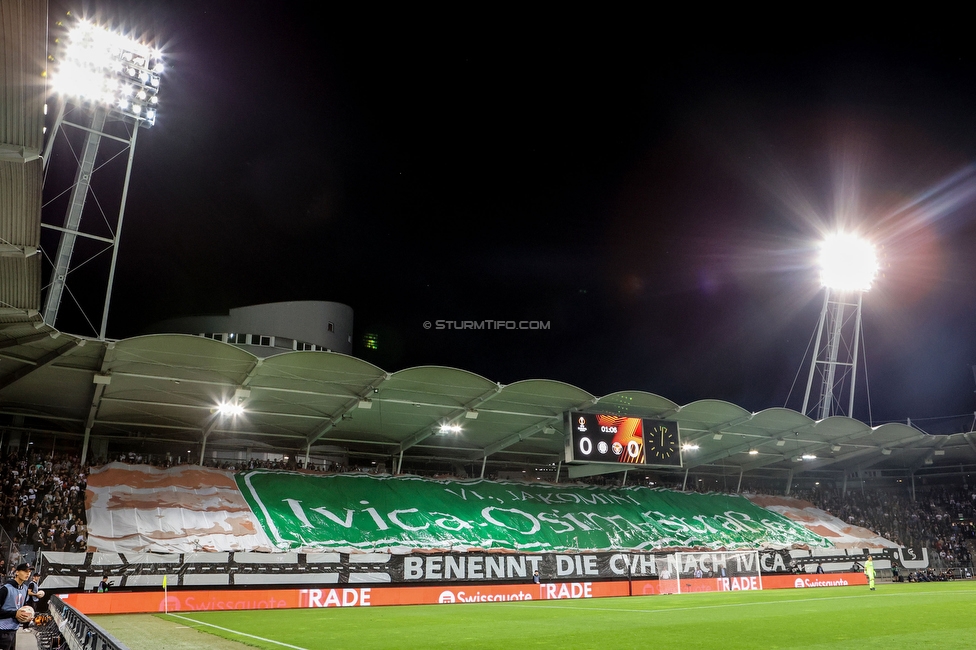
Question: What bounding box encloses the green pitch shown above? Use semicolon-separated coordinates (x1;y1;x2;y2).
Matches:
94;582;976;649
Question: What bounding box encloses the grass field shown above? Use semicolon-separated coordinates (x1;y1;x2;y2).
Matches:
93;582;976;650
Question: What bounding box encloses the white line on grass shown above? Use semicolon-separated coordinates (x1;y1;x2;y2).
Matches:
497;588;976;615
166;613;309;650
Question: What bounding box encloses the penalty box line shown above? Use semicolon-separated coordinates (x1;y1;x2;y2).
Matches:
167;613;310;650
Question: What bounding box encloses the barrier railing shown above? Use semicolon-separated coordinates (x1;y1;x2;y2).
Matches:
48;594;129;650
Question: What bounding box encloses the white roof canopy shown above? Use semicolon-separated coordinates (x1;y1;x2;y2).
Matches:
1;322;973;485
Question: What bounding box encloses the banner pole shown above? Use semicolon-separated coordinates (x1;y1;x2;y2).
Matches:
628;553;633;597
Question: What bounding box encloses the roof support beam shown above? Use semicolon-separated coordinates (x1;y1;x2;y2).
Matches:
107;371;372;401
854;448;922;474
907;435;952;473
98;396;217;412
304;374;391;452
85;378;111;430
647;406;681;421
963;432;976;454
756;447;869;475
199;414;222;465
468;420;550;462
240;358;263;388
790;433;927;475
0;329;53;351
686;421;813;469
200;363;297;464
80;341;116;465
480;421;550;458
108;371;238;388
470;396;595;462
0;339;84;391
96;396;359;420
736;423;886;473
825;424;904;448
854;434;930;472
681;413;756;447
395;384;503;472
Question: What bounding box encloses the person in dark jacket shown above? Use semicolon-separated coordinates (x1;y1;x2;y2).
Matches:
0;563;34;650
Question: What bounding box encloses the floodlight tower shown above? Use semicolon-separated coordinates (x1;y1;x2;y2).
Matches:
41;18;163;338
801;233;879;420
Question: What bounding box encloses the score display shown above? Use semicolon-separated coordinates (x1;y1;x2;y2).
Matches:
565;413;681;466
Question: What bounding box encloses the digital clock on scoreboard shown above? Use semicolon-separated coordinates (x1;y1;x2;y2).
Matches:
565;413;681;467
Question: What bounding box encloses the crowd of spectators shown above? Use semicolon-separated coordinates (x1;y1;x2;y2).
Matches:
798;486;976;567
1;451;89;556
114;450;358;474
4;447;976;580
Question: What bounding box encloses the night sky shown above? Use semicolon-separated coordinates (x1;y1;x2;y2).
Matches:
42;4;976;427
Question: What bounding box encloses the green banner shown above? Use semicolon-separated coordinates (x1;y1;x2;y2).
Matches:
236;472;830;552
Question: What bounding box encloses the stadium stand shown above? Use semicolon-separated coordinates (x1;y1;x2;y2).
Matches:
804;486;975;570
3;451;974;587
1;452;88;568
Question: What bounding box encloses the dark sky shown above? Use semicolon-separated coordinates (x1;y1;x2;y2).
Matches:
43;4;976;427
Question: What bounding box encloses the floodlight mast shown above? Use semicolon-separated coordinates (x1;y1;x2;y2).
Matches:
41;18;163;339
801;234;878;420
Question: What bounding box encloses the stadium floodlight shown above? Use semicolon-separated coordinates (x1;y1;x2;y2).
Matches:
801;454;817;460
801;232;879;421
818;233;878;292
41;15;165;340
51;20;164;127
439;424;462;434
681;443;699;451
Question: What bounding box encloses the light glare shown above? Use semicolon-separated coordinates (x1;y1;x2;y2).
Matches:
819;233;878;292
217;402;244;417
52;19;164;126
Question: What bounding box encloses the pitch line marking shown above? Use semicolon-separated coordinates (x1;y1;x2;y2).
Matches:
497;588;976;615
166;613;309;650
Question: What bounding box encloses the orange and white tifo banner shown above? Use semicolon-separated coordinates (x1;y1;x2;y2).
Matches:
61;573;868;615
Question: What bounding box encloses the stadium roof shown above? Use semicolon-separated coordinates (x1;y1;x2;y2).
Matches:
3;4;976;489
2;321;976;486
0;0;46;326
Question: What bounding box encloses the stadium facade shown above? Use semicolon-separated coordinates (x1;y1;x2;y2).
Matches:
146;300;354;356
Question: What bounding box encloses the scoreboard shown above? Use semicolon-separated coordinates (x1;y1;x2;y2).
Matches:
565;412;681;467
